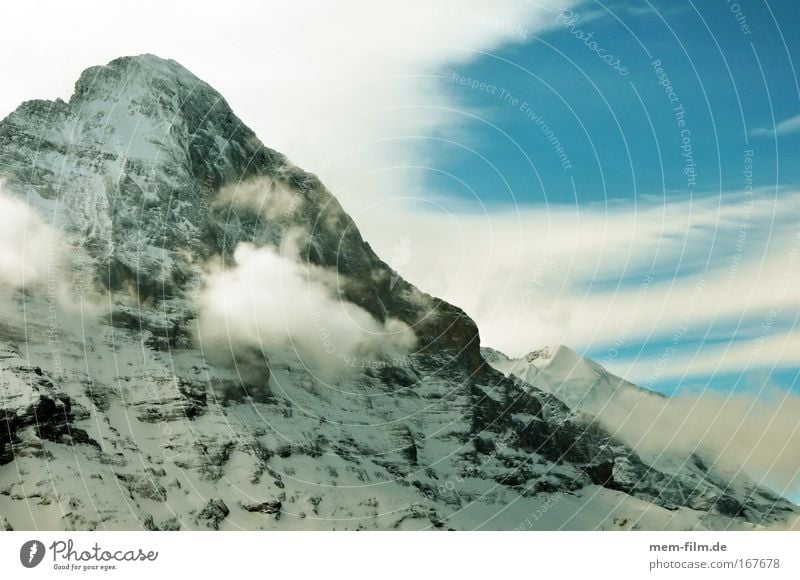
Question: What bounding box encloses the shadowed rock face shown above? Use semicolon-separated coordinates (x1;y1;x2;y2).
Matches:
0;344;96;464
0;55;795;530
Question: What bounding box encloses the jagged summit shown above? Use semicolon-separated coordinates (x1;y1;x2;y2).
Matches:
72;54;203;98
7;54;226;124
6;54;244;155
64;53;256;165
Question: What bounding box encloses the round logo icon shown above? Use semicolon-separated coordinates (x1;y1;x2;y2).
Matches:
20;540;46;568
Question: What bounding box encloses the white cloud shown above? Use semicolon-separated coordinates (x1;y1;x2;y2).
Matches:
195;235;415;377
751;113;800;137
593;386;800;499
0;186;102;324
0;186;63;290
215;177;304;220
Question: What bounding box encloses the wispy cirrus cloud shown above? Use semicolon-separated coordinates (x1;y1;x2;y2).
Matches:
606;329;800;387
751;113;800;137
368;188;800;389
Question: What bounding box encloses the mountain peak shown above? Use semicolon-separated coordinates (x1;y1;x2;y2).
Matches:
523;344;598;378
99;53;190;75
111;53;187;70
483;344;600;387
71;53;208;104
64;53;254;149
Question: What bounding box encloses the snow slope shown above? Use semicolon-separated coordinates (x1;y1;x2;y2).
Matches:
482;345;650;413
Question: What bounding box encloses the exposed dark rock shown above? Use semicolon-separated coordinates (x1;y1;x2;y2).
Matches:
116;472;167;502
240;500;282;515
197;499;229;530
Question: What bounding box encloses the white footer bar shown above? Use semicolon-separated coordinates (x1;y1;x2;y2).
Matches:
1;531;798;579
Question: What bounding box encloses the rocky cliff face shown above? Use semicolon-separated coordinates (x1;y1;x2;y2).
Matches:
0;55;795;530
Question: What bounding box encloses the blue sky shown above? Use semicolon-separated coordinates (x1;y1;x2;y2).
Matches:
401;0;800;396
435;0;799;206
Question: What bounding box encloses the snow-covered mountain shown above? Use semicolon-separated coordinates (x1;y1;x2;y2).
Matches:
482;345;655;413
0;55;795;530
